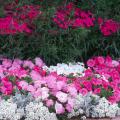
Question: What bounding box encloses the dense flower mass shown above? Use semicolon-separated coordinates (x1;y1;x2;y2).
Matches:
4;3;41;22
0;0;120;119
72;8;95;28
72;56;120;103
43;62;85;76
0;1;42;34
68;93;120;119
0;57;78;114
98;18;120;36
53;2;120;36
0;1;119;36
0;17;32;34
0;56;120;119
53;2;95;29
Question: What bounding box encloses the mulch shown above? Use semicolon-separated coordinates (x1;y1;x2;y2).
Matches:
70;116;120;120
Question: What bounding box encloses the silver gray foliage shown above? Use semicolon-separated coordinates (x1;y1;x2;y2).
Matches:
68;92;120;119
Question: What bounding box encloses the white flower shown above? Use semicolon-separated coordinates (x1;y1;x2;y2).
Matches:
25;100;58;120
0;99;24;120
45;62;85;77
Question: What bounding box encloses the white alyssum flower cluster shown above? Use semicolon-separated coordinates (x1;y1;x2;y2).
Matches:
68;93;120;119
91;97;119;118
43;62;85;76
0;98;24;120
25;99;58;120
0;94;58;120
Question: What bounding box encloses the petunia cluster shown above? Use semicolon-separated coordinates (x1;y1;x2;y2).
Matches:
0;57;78;115
73;56;120;103
1;56;120;119
19;72;78;114
0;57;44;96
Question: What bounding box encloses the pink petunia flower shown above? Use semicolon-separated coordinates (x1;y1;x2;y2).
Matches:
55;102;65;114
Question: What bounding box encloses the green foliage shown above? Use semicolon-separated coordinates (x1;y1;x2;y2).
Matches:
100;88;113;98
0;0;120;65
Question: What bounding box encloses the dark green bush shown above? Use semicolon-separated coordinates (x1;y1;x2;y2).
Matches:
0;0;120;65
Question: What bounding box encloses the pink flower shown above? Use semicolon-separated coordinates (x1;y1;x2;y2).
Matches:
97;56;105;65
45;75;57;89
55;102;65;114
2;59;12;68
67;85;77;97
0;86;12;95
79;88;88;95
46;99;54;107
67;97;75;108
83;81;92;91
65;2;74;12
92;78;102;85
34;80;42;88
102;80;109;89
18;81;28;90
33;88;41;98
3;81;12;89
105;56;113;67
66;103;73;112
87;59;95;67
41;87;49;100
17;68;28;78
109;96;117;103
35;57;44;67
84;69;93;77
57;75;67;82
99;19;119;36
41;69;46;76
113;91;120;102
23;60;35;69
27;85;35;92
56;81;65;90
56;91;68;103
94;88;101;94
30;70;42;81
112;60;119;67
13;59;23;65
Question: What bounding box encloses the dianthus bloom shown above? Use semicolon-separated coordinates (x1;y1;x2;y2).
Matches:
0;2;42;35
98;17;120;36
53;2;95;29
0;17;31;34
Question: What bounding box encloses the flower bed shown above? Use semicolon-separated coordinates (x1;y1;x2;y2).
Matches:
0;56;120;120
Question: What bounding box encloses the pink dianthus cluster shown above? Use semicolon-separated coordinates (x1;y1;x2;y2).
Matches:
98;17;120;36
53;2;95;29
0;1;42;35
53;2;120;36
